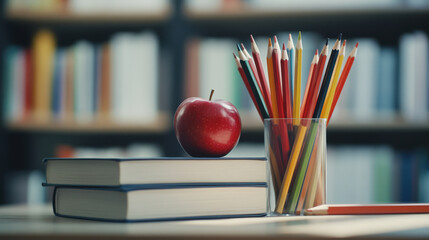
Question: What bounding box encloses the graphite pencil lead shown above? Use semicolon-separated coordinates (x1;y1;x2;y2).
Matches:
287;33;294;50
233;53;242;68
238;47;247;60
251;37;260;54
241;43;252;59
274;35;280;50
281;45;289;60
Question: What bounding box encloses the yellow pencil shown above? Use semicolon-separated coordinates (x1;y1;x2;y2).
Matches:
293;32;302;125
320;40;346;119
275;125;307;214
267;38;279;118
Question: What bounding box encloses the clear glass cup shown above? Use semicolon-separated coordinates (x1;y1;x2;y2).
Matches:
264;118;327;215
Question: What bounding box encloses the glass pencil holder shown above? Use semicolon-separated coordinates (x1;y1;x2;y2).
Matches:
264;118;327;216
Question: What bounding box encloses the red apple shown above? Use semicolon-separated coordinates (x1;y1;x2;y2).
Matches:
174;90;241;157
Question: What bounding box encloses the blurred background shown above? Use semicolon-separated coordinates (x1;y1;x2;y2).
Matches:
1;0;429;205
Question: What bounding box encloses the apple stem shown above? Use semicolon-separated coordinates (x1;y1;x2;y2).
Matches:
209;89;214;101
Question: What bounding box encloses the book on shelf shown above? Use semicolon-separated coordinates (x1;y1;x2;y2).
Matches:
399;31;428;123
44;157;267;186
6;0;169;15
327;146;429;204
3;29;161;125
52;183;267;222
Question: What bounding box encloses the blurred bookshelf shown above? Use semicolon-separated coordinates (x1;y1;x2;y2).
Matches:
2;0;429;205
5;9;172;23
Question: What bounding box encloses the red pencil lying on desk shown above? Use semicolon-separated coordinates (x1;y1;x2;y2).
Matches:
306;204;429;215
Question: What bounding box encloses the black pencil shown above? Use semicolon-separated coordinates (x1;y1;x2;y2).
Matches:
312;34;342;118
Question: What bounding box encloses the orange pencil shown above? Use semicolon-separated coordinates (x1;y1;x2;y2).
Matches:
328;42;358;124
301;50;319;117
272;36;285;118
250;35;273;118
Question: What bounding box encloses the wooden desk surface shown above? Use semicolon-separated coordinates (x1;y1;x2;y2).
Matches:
1;204;429;239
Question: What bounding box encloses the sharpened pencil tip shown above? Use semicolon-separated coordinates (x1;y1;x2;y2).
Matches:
325;39;329;45
298;31;302;40
240;43;246;50
338;33;342;40
289;33;292;40
233;52;237;58
236;44;242;51
356;42;359;47
343;40;346;46
315;49;318;55
268;38;272;46
250;34;255;43
282;43;286;50
274;35;278;43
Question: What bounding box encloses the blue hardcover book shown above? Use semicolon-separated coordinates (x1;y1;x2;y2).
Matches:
44;157;267;187
52;183;267;222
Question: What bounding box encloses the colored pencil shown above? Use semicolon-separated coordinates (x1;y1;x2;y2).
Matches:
306;203;429;215
293;32;303;126
237;45;269;119
295;136;320;215
241;43;265;110
267;38;279;118
301;50;319;117
251;35;273;118
281;43;292;119
304;124;326;212
285;121;320;214
312;34;342;118
233;53;263;120
275;125;307;214
273;36;285;118
328;42;358;124
287;34;294;108
320;40;346;119
302;40;328;118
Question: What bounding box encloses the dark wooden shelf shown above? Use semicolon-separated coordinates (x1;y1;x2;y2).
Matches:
184;7;429;41
5;8;172;23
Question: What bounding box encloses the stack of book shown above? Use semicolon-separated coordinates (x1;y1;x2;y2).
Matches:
43;157;268;222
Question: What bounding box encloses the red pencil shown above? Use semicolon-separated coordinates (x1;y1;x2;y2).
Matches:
251;35;273;118
272;36;285;118
301;39;328;118
327;42;358;124
306;203;429;215
301;49;319;117
233;53;263;121
281;43;292;119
